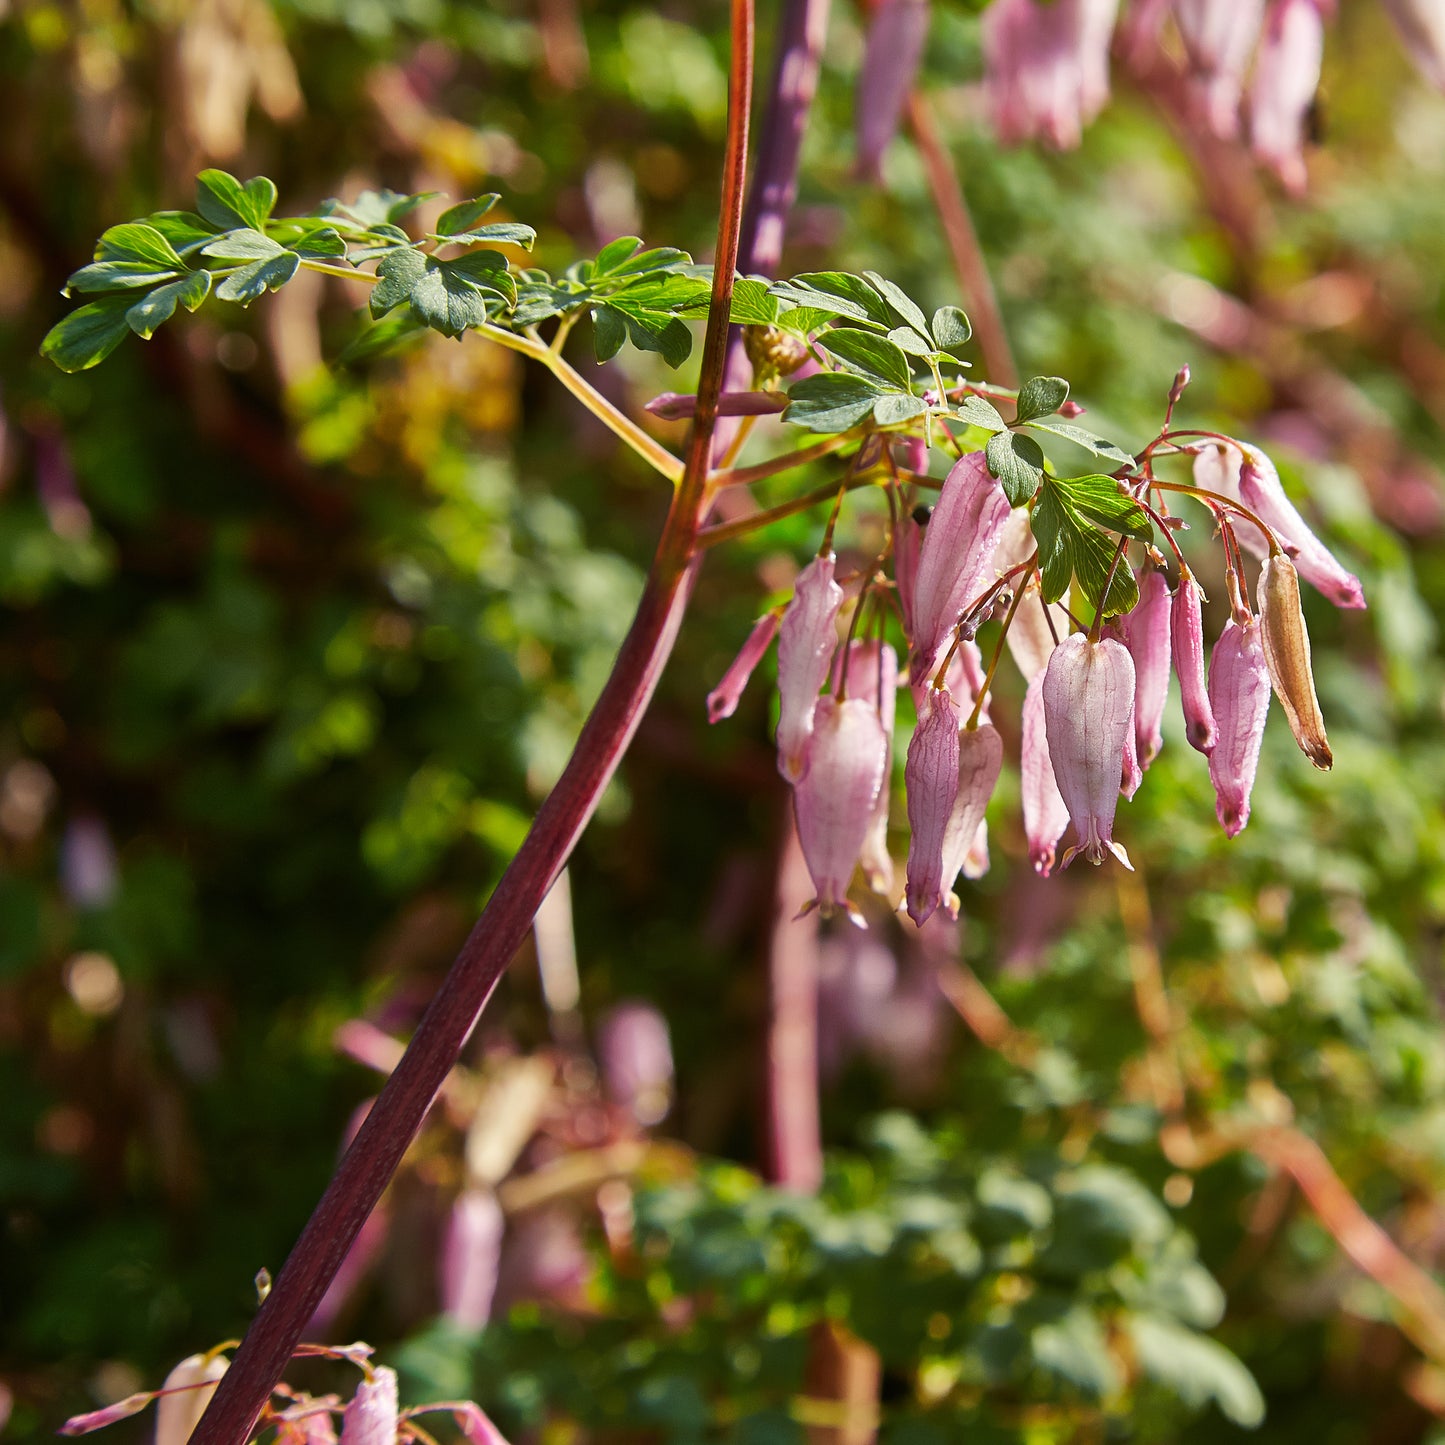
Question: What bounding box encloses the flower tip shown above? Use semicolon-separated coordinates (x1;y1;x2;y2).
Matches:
1306;738;1334;770
1185;718;1218;755
1029;846;1056;878
1108;840;1134;871
905;892;939;928
1218;800;1250;838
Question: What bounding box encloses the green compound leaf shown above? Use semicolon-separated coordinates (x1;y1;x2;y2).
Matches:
872;392;927;426
769;272;890;327
887;325;935;357
862;270;930;335
1057;474;1153;541
200;228;287;262
817;328;915;390
195;170;278;233
95;222;186;270
144;211;222;257
612;307;693;367
40;294;135;372
592;305;627;362
433;194;499;236
370;246;429;319
956;395;1008;434
215;250;301;305
593;235;643;273
1014;375;1070;424
1031;477;1141;617
65;260;183;294
408;252;515;338
126;270;211;338
727;277;780;327
325;188;440;229
604;245;690;279
986;429;1047;506
931;304;973;355
433;221;537;250
783;371;887;432
1128;1316;1265;1429
1025;416;1135;467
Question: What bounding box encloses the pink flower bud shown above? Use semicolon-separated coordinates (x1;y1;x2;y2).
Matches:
1042;633;1135;868
341;1368;398;1445
707;612;780;723
644;391;789;420
1173;0;1267;138
937;724;1004;911
856;0;931;179
1249;0;1325;195
598;1001;675;1124
904;687;961;927
60;1396;154;1436
1384;0;1445;90
440;1189;505;1330
451;1403;509;1445
833;641;901;895
1021;675;1069;876
896;436;928;476
776;554;843;781
1126;568;1172;767
910;451;1010;673
793;696;889;919
155;1356;229;1445
1171;568;1217;754
1207;616;1272;836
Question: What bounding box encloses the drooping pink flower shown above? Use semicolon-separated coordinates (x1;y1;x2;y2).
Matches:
440;1189;505;1330
598;1001;675;1124
1172;0;1267;138
1383;0;1445;91
1042;633;1136;868
707;612;780;723
893;512;923;637
1119;704;1143;800
1021;674;1070;876
832;640;901;895
340;1369;397;1445
1249;0;1326;195
1207;616;1273;836
60;813;118;907
1192;443;1365;609
793;696;889;919
904;687;961;926
1171;567;1216;753
450;1403;510;1445
1126;567;1172;766
1237;446;1365;609
776;553;843;780
910;451;1011;672
155;1356;229;1445
857;0;931;179
937;724;1004;912
982;0;1121;149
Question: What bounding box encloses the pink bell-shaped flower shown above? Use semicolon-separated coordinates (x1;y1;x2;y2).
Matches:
937;723;1004;913
1041;633;1136;868
1384;0;1445;90
1249;0;1326;195
893;511;923;637
1021;674;1070;876
793;696;888;921
856;0;931;179
1171;566;1217;754
910;451;1011;674
1126;567;1172;767
707;612;780;724
776;553;844;781
340;1368;398;1445
1193;443;1365;609
832;640;901;896
1207;615;1273;836
1173;0;1267;138
904;686;961;926
440;1188;505;1330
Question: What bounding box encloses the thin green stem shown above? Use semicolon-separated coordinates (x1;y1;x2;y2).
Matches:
967;560;1033;729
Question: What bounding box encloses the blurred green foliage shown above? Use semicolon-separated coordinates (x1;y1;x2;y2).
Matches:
3;1;1445;1443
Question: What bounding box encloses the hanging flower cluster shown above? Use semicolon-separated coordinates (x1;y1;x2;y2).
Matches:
708;397;1363;928
857;0;1445;194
